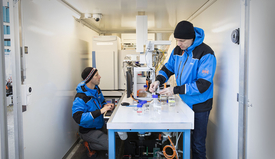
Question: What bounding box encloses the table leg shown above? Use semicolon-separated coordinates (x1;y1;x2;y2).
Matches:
108;129;115;159
183;129;191;159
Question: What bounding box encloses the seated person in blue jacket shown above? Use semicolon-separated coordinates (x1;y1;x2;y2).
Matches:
72;67;114;157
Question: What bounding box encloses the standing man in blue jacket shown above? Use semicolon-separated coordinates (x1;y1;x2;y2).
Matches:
149;21;216;159
72;67;114;157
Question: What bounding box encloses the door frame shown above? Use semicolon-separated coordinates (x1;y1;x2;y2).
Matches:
239;0;250;158
0;1;9;158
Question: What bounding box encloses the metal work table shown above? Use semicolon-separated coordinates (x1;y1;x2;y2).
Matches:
107;92;194;159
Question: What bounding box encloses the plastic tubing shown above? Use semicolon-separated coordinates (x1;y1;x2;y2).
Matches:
130;93;139;102
162;136;178;159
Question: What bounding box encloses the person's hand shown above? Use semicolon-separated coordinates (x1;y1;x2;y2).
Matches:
106;103;115;110
159;87;174;96
101;103;114;114
149;81;160;93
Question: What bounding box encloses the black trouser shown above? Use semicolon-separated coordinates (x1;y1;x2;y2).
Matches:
80;125;108;150
191;110;210;159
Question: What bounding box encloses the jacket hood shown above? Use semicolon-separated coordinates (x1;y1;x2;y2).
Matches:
75;81;98;97
76;82;85;92
186;27;205;52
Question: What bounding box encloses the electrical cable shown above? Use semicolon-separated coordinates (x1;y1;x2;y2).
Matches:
175;132;182;149
130;93;139;102
162;136;178;159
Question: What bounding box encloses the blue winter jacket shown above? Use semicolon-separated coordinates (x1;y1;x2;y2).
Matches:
156;27;216;112
72;82;107;133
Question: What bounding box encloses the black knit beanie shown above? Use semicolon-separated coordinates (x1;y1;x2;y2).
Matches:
174;21;195;39
81;67;98;83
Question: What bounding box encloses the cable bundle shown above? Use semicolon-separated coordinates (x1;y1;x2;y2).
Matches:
162;136;178;159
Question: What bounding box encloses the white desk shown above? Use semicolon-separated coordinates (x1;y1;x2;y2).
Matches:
107;92;194;159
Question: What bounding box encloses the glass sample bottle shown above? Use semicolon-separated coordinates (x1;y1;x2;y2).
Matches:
137;103;143;115
168;95;176;107
150;94;161;121
159;95;168;112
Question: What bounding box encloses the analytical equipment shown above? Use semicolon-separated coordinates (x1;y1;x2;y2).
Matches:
132;40;171;100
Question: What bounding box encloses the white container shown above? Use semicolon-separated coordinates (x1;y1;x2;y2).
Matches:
150;94;161;120
117;132;128;140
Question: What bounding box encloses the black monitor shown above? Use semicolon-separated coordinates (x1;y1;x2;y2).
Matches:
126;70;133;98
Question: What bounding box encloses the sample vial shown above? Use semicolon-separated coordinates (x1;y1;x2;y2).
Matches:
143;103;150;114
137;103;143;115
159;95;168;112
159;95;168;103
151;94;161;114
168;95;176;107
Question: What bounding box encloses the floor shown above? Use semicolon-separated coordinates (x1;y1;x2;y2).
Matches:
67;140;108;159
66;137;123;159
5;105;117;159
5;106;182;159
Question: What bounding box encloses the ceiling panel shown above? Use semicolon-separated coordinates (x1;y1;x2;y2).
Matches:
65;0;208;33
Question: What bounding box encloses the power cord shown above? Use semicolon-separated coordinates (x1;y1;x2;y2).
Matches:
162;136;178;159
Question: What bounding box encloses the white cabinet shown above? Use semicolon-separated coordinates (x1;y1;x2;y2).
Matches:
92;36;121;90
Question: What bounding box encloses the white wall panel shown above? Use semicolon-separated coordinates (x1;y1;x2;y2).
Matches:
191;0;241;158
21;0;98;158
247;0;275;158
